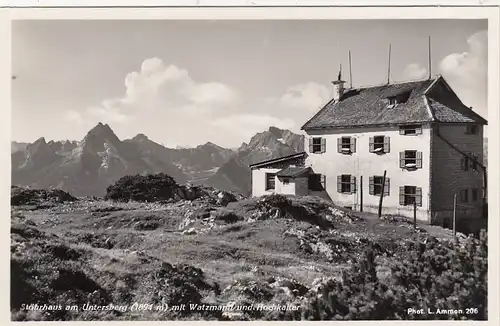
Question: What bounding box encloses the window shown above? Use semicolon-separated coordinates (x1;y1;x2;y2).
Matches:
265;173;276;191
472;188;479;202
461;156;470;171
337;137;356;154
470;153;478;171
369;176;390;196
387;92;411;108
461;154;479;171
399;125;423;135
282;178;290;185
337;174;356;194
308;174;326;191
460;189;469;203
399;150;422;169
465;124;478;135
309;137;326;154
399;186;422;206
388;97;398;107
369;135;390;153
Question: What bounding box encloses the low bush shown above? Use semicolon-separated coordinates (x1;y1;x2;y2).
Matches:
275;230;487;321
104;173;179;202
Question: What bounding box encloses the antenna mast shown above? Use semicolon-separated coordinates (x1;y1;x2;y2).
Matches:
428;36;432;79
387;44;392;84
349;50;353;88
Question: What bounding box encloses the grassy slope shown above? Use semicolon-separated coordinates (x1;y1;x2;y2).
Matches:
11;196;460;321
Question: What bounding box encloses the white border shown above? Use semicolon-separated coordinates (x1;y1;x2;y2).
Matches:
1;4;498;326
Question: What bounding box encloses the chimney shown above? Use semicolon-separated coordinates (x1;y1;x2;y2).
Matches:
332;65;345;102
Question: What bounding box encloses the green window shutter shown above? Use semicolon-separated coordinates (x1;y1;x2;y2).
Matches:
350;175;356;193
416;187;422;206
320;138;326;153
369;176;374;195
384;177;390;196
350;137;356;153
337;175;342;193
383;136;390;153
416;126;423;135
308;138;314;153
416;152;423;168
369;137;374;153
399;151;405;168
321;174;326;190
399;186;405;205
337;138;342;153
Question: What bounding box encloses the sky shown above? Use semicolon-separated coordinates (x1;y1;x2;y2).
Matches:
11;19;488;148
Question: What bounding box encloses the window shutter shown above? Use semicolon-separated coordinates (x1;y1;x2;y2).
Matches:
384;178;390;196
308;138;314;153
320;138;326;153
416;126;423;135
399;151;405;168
383;136;390;153
416;152;423;168
369;176;374;195
337;175;342;193
460;157;465;171
399;128;404;135
337;138;342;153
350;137;356;153
321;174;326;190
399;186;405;205
350;176;356;193
416;187;422;206
369;137;374;153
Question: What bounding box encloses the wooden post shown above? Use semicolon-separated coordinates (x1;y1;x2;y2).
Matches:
360;176;363;212
453;193;457;236
378;170;387;218
413;201;417;229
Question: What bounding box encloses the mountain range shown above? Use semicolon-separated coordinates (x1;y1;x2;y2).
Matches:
11;123;304;197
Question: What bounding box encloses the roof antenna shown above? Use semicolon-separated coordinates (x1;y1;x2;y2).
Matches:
348;50;353;89
387;44;392;84
428;35;432;79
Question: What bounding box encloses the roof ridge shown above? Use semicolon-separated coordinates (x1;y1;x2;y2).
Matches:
347;75;440;91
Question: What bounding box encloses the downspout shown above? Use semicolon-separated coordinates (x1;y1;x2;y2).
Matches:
435;124;488;217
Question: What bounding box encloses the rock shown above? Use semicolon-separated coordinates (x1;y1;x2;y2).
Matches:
182;227;197;235
216;191;237;206
211;209;243;224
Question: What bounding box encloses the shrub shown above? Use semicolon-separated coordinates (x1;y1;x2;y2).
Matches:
104;173;179;202
278;231;487;321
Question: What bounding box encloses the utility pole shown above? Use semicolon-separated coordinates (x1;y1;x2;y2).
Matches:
413;201;417;229
387;44;392;84
378;170;387;218
453;193;457;236
360;176;363;212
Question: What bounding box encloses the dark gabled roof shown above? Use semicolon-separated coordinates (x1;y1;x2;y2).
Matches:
301;76;487;130
249;151;306;169
276;166;312;178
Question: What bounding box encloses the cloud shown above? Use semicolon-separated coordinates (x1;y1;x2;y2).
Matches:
77;57;239;125
439;30;487;118
63;110;84;125
276;82;330;112
402;63;428;80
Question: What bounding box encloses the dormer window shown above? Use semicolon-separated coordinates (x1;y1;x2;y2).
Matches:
399;124;423;135
465;124;478;135
387;97;398;108
387;91;411;108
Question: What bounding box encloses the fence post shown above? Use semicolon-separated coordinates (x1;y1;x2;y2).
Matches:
378;170;387;218
453;193;457;236
413;201;417;229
